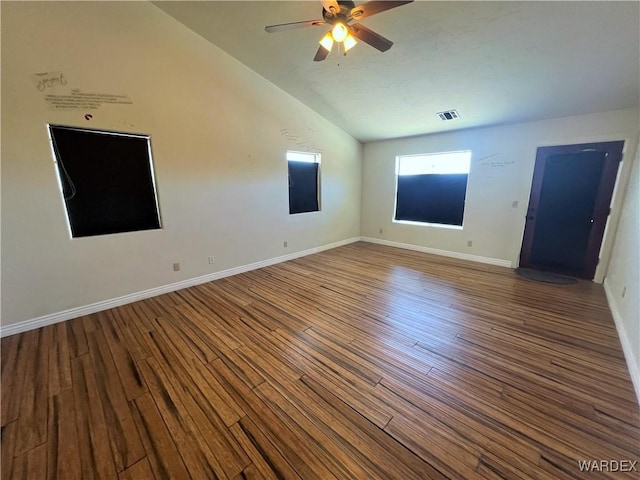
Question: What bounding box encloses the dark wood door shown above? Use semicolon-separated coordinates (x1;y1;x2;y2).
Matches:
519;141;624;279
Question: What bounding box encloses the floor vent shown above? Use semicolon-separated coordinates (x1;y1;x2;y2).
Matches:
437;109;460;121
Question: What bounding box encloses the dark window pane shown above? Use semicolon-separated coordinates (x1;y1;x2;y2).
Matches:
395;173;467;226
288;160;319;214
50;125;161;237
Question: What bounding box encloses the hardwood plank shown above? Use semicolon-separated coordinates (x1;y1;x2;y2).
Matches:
385;413;481;478
47;322;72;397
131;393;190;479
1;421;18;480
208;348;266;390
1;334;26;426
536;452;589;480
302;327;383;385
128;301;160;332
86;328;146;471
228;419;299;480
295;375;449;480
95;310;147;401
216;276;259;306
139;355;250;478
144;318;245;427
272;328;394;428
175;302;243;351
47;389;82;480
11;443;47;480
453;329;634;405
373;379;543;470
15;329;48;455
71;354;118;480
417;368;631;465
416;335;638;425
260;376;429;479
231;463;262;480
67;317;89;358
500;387;639;456
137;359;228;479
208;358;339;479
242;300;310;334
255;381;374;479
149;303;219;364
118;457;154;480
475;454;531;480
234;339;304;386
110;305;153;361
250;384;349;479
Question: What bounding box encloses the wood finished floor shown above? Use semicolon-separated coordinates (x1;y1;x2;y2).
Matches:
2;242;639;479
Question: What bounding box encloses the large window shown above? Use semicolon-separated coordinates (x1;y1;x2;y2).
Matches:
287;151;320;214
394;150;471;227
49;125;162;238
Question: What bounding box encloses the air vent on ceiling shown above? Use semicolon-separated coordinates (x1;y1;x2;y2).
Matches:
437;109;460;121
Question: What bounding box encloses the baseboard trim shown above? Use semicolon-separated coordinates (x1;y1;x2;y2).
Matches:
0;237;360;338
603;279;640;406
359;237;513;268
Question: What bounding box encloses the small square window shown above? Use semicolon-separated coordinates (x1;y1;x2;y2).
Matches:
287;151;320;214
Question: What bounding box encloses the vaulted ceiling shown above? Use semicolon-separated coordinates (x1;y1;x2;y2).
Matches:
154;1;640;142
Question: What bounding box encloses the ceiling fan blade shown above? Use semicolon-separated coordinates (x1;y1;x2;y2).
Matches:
265;19;325;33
313;45;330;62
350;0;413;21
349;23;393;52
321;0;340;14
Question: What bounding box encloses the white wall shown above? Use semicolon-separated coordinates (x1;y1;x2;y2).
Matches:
604;136;640;401
1;2;362;328
361;109;639;278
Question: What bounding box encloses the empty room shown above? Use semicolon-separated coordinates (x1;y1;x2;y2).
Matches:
1;1;639;479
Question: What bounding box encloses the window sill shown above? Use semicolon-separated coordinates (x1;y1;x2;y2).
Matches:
392;219;463;230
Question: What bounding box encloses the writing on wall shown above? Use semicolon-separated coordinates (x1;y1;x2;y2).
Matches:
31;71;133;110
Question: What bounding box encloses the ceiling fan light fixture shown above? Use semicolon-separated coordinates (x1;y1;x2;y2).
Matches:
343;34;357;52
319;32;334;51
265;0;415;61
331;22;348;42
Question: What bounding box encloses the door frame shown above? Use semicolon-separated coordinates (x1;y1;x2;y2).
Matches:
519;141;625;279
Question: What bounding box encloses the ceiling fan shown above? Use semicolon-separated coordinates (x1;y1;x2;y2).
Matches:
265;0;413;61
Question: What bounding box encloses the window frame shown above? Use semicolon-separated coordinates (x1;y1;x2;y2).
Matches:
392;150;471;228
287;150;321;215
48;124;162;238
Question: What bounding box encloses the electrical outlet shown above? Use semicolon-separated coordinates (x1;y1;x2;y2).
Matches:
379;228;383;234
283;241;288;248
512;200;519;208
173;262;180;272
208;256;215;264
467;240;473;247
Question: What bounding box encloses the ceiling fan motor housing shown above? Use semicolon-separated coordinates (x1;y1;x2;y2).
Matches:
323;0;356;23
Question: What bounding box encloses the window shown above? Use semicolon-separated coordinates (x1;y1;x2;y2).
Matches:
287;151;320;214
394;150;471;227
49;125;162;238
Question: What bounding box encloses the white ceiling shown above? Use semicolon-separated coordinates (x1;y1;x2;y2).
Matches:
154;1;640;142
